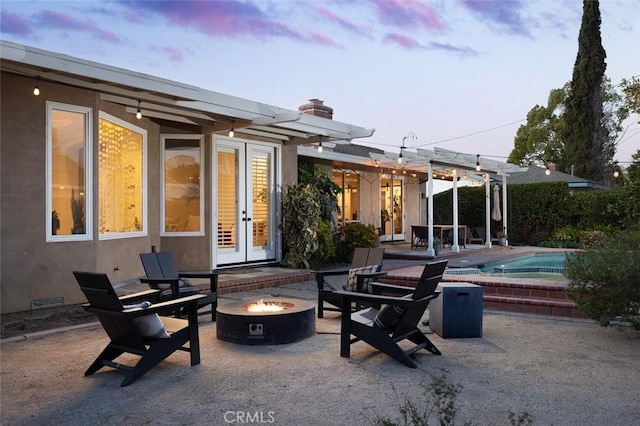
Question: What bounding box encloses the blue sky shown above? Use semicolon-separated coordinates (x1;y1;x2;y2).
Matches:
2;0;638;165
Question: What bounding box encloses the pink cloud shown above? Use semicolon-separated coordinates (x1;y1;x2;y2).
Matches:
35;10;122;43
428;41;479;57
460;0;532;37
153;45;185;62
375;0;444;31
126;1;303;41
383;33;423;49
308;32;345;49
0;12;35;37
312;5;372;39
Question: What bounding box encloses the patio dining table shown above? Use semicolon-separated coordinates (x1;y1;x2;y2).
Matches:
411;225;467;249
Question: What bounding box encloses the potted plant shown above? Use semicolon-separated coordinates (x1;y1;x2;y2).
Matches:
433;236;441;255
51;210;60;235
70;189;85;234
497;228;508;246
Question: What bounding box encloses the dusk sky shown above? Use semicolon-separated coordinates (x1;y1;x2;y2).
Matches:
1;0;638;165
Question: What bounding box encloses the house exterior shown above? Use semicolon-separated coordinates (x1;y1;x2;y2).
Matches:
0;42;374;314
1;42;527;316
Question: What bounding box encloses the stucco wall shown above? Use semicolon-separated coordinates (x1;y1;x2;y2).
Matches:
1;73;157;313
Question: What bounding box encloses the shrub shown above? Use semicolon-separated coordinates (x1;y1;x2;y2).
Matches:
336;222;378;261
308;220;336;269
578;230;606;249
566;228;640;330
281;183;321;268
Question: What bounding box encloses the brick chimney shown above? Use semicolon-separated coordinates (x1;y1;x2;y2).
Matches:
548;162;558;171
298;98;333;119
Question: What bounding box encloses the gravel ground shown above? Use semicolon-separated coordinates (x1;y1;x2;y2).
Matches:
1;282;639;426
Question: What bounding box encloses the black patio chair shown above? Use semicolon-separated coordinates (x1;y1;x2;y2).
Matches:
315;247;386;318
139;251;218;321
334;260;448;368
73;271;205;387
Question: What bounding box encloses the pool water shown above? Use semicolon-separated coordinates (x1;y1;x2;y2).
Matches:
445;253;570;279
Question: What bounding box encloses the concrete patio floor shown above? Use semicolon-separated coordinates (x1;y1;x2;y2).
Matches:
2;273;639;425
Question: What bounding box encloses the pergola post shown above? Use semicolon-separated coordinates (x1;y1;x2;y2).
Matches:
451;169;460;252
485;174;492;247
426;161;435;257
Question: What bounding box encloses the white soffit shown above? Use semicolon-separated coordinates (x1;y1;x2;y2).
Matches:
0;40;374;144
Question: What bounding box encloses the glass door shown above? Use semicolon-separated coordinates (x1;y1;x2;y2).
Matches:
215;138;276;266
380;175;405;242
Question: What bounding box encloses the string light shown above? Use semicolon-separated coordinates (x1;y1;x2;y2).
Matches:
229;121;235;138
545;164;551;175
475;154;481;172
33;76;40;96
317;141;323;153
135;101;142;119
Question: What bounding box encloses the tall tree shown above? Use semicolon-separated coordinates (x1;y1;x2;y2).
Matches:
562;0;608;181
508;77;627;171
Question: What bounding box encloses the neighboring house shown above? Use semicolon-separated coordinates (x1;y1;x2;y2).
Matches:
0;42;374;314
506;163;609;191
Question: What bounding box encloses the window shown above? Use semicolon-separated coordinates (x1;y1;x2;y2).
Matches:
161;135;204;235
332;170;360;226
98;113;146;239
46;102;92;241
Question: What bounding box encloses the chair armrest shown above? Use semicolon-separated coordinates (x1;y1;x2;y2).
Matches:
355;271;387;292
119;289;160;303
370;282;415;296
140;277;179;297
315;267;350;290
178;270;219;293
334;290;440;308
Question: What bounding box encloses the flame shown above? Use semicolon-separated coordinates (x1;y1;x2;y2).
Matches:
246;299;285;312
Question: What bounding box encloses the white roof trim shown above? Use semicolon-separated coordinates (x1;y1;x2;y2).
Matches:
1;40;374;144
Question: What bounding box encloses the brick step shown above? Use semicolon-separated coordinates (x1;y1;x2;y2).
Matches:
380;274;583;319
483;294;584;318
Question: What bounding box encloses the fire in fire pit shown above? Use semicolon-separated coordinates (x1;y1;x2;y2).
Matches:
246;299;289;312
216;298;315;345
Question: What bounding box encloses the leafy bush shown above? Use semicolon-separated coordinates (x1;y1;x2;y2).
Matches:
336;222;378;261
308;220;336;269
281;183;321;268
372;374;533;426
566;228;640;330
578;230;606;249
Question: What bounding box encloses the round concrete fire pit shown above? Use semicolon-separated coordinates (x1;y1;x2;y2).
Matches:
216;298;315;345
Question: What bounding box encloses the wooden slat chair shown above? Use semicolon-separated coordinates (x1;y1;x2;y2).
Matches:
334;260;448;368
73;271;205;387
315;247;386;318
139;251;218;321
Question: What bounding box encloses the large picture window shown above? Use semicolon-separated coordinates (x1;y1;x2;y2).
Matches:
161;135;204;235
46;102;92;241
98;113;146;239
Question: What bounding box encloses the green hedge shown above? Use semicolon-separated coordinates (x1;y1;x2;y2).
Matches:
433;182;633;244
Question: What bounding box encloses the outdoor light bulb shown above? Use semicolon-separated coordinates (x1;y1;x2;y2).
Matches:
229;129;234;138
33;85;40;96
397;154;403;164
614;170;620;178
317;142;323;153
475;163;481;172
545;168;551;176
136;110;142;119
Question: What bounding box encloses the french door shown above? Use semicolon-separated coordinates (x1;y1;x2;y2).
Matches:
380;175;405;242
215;138;277;266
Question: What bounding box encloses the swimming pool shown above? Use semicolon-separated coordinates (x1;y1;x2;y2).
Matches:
445;252;570;279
